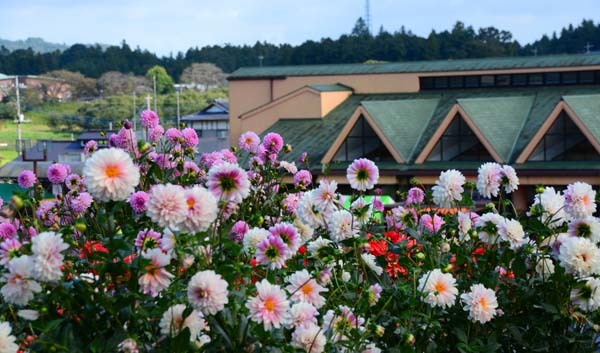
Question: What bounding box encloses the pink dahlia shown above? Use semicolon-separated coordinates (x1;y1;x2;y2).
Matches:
255;235;291;269
138;248;173;297
291;323;326;353
68;192;93;214
84;140;98;156
146;184;187;230
293;170;312;189
47;163;69;184
420;214;445;233
148;125;165;143
129;191;150;213
476;162;502;198
187;270;229;315
181;127;199;148
65;173;84;191
460;283;498;324
405;187;425;205
269;222;301;253
140;109;159;128
31;231;69;282
346;158;379;191
17;170;37;188
165;128;181;144
262;132;284;153
564;182;597;219
239;131;260;152
0;255;41;306
180;186;218;234
207;162;250;203
83;147;140;202
246;279;290;330
285;269;328;308
0;223;16;240
134;229;162;253
230;220;249;242
432;169;465;208
0;238;21;265
501;165;519;193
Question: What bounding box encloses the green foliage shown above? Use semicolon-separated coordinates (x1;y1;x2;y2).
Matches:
146;66;175;94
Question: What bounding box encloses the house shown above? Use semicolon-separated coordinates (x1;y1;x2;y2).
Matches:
182;98;230;153
227;54;600;209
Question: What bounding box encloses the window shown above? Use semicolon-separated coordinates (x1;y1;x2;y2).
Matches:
481;75;495;87
434;77;449;89
495;75;511;86
196;129;203;138
420;77;434;90
465;76;480;88
528;73;544;85
217;130;228;139
427;115;493;162
579;71;595;84
449;76;464;88
333;116;394;162
562;72;577;84
544;72;561;85
529;112;600;161
511;74;527;86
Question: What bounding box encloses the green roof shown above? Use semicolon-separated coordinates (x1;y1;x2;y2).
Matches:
308;84;353;92
0;73;8;79
230;53;600;79
563;94;600;143
362;99;439;161
265;85;600;172
457;96;534;162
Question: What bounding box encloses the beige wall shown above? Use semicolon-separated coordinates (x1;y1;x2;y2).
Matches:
239;90;322;137
321;91;353;116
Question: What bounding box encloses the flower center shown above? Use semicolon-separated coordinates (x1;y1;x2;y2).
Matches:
264;298;276;312
105;165;120;178
220;176;235;191
265;246;279;259
357;169;368;181
577;223;592;237
434;282;447;294
186;197;196;209
196;288;207;298
301;282;314;296
479;297;488;311
582;195;590;206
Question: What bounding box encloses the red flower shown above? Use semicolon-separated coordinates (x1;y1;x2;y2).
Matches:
79;240;109;259
471;247;485;263
298;245;307;255
384;231;401;244
369;239;388;257
386;261;408;278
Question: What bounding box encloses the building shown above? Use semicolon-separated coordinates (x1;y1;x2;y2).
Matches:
228;54;600;209
181;98;229;153
0;74;71;101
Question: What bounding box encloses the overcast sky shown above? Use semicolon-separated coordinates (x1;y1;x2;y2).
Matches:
0;0;597;56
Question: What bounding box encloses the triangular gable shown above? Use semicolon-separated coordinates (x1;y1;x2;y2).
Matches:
361;98;439;162
239;85;321;120
415;104;502;163
457;96;533;162
321;106;403;164
516;100;600;163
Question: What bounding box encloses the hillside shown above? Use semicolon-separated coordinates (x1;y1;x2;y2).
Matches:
0;37;69;53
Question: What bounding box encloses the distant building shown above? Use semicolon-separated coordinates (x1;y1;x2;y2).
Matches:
182;98;229;153
0;74;71;101
228;53;600;210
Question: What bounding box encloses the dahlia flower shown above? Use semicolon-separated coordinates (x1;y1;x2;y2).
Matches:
558;236;600;277
180;186;218;234
476;162;502;198
17;170;37;188
288;302;319;328
327;210;359;242
146;184;187;230
239;131;260;152
291;323;326;353
129;191;150;213
138;248;174;297
31;231;69;282
418;269;458;308
255;235;291;269
570;277;600;312
531;187;567;228
346;158;379;191
83;147;140;202
207;162;250;203
432;169;465;208
1;255;41;306
47;163;69;184
242;227;270;255
0;321;18;353
246;279;290;330
187;270;229;315
140;109;159;128
286;269;328;308
269;222;301;253
564;182;597;219
460;283;498;324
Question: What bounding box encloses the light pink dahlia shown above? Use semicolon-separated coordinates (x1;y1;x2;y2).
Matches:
138;248;173;297
0;255;41;306
285;269;328;308
246;279;290;330
17;170;37;188
83;147;140;202
239;131;260;153
346;158;379;191
187;270;229;315
291;323;326;353
461;283;498;324
207;162;250;203
476;162;502;198
180;186;218;234
140;109;159;128
31;231;69;282
564;182;597;219
146;184;187;230
418;269;458;309
432;169;465;208
47;163;69;184
255;235;291;269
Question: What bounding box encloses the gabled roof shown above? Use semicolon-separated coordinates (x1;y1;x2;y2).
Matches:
307;84;353;92
457;96;533;162
361;99;438;161
230;53;600;79
182;98;229;122
264;85;600;172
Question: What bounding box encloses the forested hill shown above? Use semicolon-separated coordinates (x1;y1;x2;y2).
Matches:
0;37;70;53
1;19;599;80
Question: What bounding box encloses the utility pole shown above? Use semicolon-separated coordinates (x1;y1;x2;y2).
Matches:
145;95;151;110
153;74;157;112
15;76;22;155
132;91;137;131
175;85;181;127
585;42;594;54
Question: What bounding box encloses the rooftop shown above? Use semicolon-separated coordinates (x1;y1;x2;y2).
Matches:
229;53;600;80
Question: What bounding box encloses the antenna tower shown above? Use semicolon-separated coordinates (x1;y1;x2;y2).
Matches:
365;0;372;34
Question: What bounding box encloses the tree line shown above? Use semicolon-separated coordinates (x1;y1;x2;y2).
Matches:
1;19;599;80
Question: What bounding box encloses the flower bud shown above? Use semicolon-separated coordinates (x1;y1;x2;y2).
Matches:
375;325;385;337
443;263;453;273
441;242;450;253
535;185;545;194
123;120;132;130
416;252;426;260
74;221;87;233
11;195;24;209
341;271;351;282
404;333;415;346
